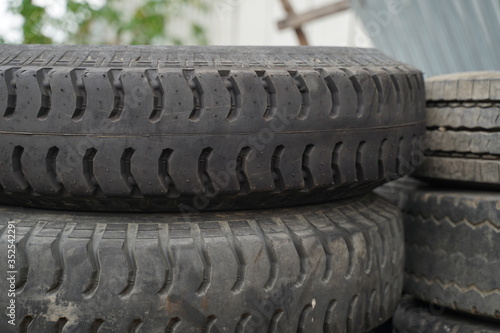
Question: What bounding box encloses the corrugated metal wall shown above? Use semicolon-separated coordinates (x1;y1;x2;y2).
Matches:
351;0;500;77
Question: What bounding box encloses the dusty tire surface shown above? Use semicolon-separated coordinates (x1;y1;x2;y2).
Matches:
0;45;425;212
416;72;500;188
0;194;403;332
393;297;500;333
377;179;500;320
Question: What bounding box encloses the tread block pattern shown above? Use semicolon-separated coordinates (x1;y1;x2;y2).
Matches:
81;69;117;125
0;194;403;332
92;144;135;196
0;144;31;192
0;67;20;119
419;72;500;185
14;69;46;122
416;156;500;185
46;68;80;121
130;146;170;196
426;71;500;102
21;144;63;194
0;64;423;134
377;180;500;319
301;143;333;189
426;105;500;130
320;68;357;122
0;46;425;211
273;142;305;191
426;130;500;155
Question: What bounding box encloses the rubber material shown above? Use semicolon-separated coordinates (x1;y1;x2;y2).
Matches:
393;298;500;333
426;72;500;102
0;194;403;332
417;72;500;187
377;179;500;320
0;45;425;212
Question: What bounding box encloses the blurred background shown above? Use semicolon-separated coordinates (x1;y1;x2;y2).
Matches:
0;0;371;47
1;0;499;77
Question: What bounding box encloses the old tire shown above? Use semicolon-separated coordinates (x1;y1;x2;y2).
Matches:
393;297;500;333
416;72;500;188
377;179;500;320
0;45;425;212
0;194;403;332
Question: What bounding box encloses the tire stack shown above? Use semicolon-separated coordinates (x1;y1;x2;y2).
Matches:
378;72;500;332
0;45;426;332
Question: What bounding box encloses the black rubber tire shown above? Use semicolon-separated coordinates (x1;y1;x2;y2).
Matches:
393;297;500;333
0;45;425;212
377;179;500;320
416;72;500;188
0;194;403;332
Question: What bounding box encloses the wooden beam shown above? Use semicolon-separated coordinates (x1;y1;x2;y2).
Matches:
278;1;350;30
279;0;309;45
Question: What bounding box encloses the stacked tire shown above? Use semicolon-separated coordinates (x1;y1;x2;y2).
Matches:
0;45;426;332
378;72;500;332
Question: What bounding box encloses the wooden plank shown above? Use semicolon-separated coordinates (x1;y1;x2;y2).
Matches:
279;0;309;45
278;1;350;30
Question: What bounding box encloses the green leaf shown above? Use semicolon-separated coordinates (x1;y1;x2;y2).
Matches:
7;0;210;45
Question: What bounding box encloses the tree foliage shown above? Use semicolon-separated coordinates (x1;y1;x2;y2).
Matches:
4;0;210;45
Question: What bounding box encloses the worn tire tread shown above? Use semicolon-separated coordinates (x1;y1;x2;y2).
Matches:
418;72;500;186
0;45;425;212
0;194;403;332
377;180;500;320
393;297;500;333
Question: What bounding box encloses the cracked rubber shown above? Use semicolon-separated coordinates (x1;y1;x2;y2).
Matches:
0;194;403;332
393;297;500;333
0;45;425;212
416;72;500;188
377;179;500;320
